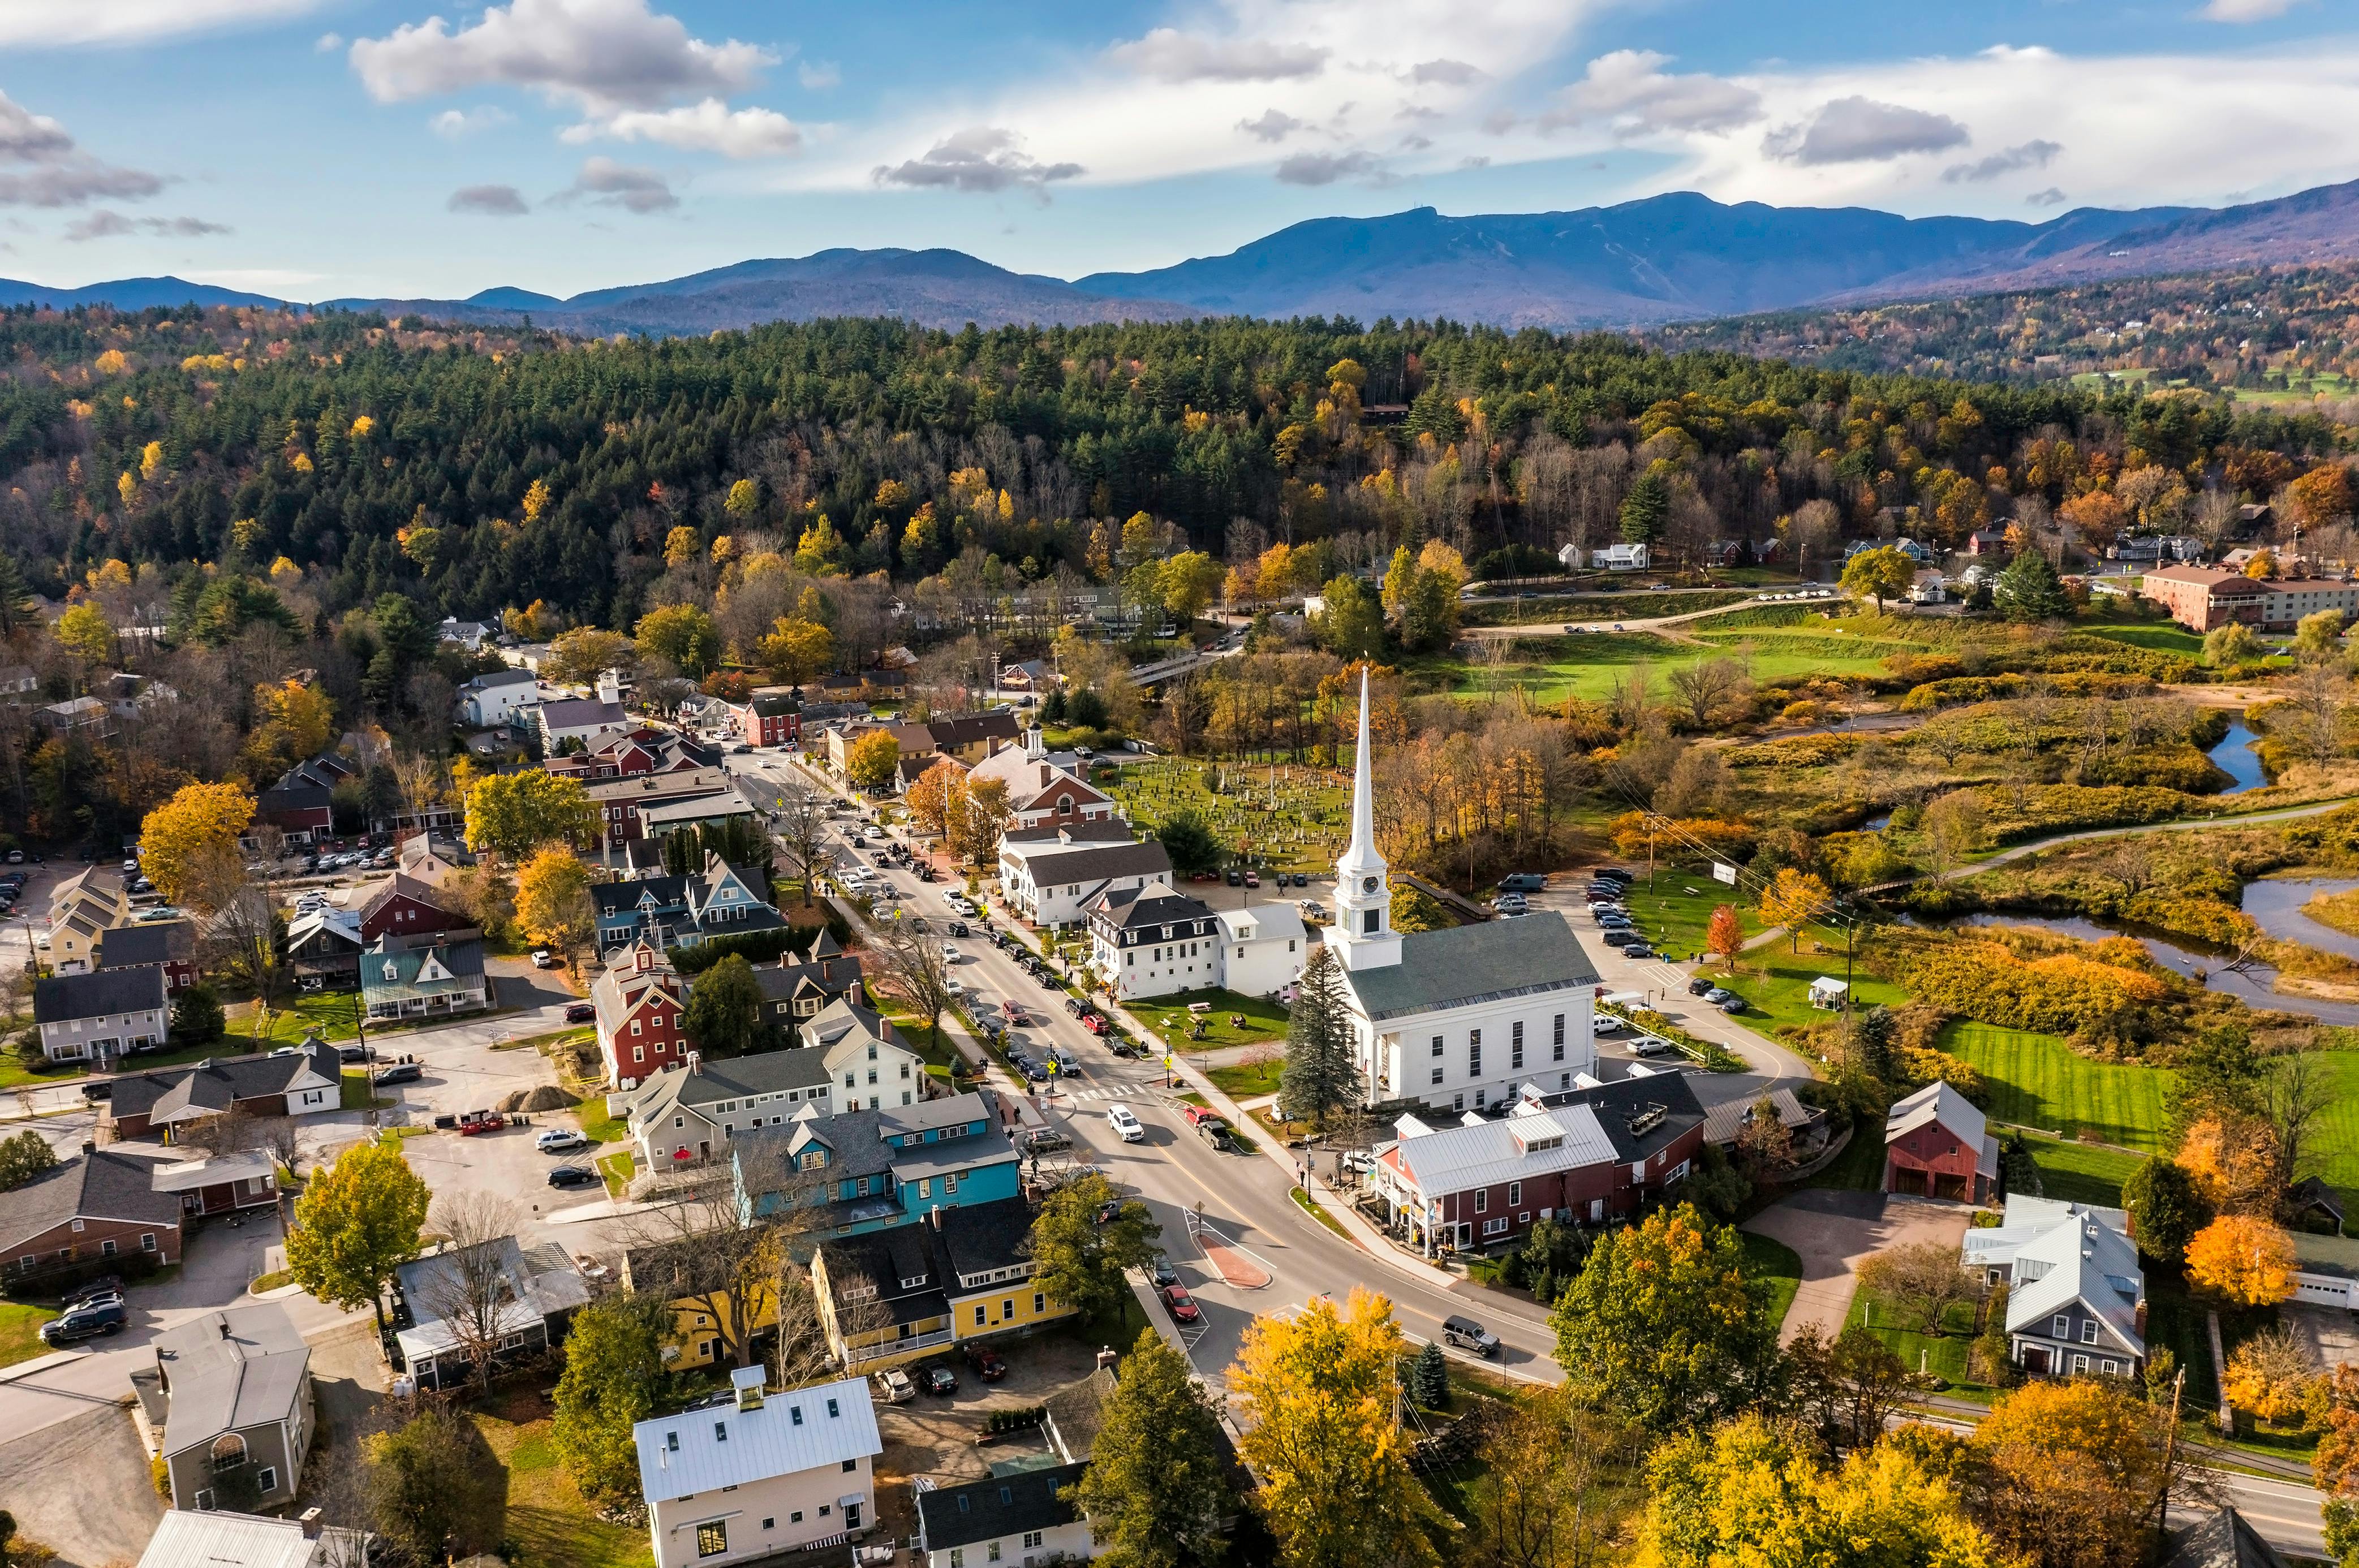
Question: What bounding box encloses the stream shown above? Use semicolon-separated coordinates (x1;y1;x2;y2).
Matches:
2206;719;2269;796
1937;911;2359;1026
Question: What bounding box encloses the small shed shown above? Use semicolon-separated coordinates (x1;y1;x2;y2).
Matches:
1807;976;1849;1009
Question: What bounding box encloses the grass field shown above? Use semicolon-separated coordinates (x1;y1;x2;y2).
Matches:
473;1392;655;1568
1144;988;1290;1053
1462;632;1895;705
2013;1131;2147;1209
1849;1291;1982;1384
1208;1055;1285;1099
1740;1231;1803;1327
1941;1024;2173;1153
1611;875;1759;959
1463;588;1757;626
1721;931;1910;1037
1105;758;1348;874
0;1301;58;1366
2083;622;2208;657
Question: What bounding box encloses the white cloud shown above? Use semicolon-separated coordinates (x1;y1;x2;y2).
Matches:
449;184;531;215
1541;49;1762;136
1762;94;1969;163
0;89;165;208
571;98;801;157
797;60;840;90
1943;138;2060;183
315;32;342;52
0;0;323;46
429;106;514;138
1109;28;1328;84
872;127;1082;195
65;210;228;240
1409;59;1482;86
556;156;679;213
2026;187;2067;206
2203;0;2308;19
1237;109;1306;143
350;0;772;115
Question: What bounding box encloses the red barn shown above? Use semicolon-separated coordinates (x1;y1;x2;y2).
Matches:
356;873;474;944
593;939;692;1089
1883;1081;1998;1203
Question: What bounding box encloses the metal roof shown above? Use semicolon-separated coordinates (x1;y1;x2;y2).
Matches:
137;1511;316;1568
634;1375;881;1502
1384;1104;1619;1197
1337;910;1601;1023
1884;1080;1986;1153
2000;1206;2145;1357
149;1305;311;1459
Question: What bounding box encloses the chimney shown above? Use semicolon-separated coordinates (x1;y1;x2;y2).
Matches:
929;1204;941;1230
687;1050;702;1075
298;1510;323;1540
80;1139;95;1157
219;1319;233;1341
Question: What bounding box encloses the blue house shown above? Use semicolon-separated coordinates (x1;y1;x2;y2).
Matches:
730;1091;1019;1238
591;851;783;953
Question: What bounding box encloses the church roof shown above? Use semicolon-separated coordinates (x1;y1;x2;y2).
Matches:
1338;910;1600;1023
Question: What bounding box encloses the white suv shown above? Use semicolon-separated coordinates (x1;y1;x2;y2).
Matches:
1107;1105;1145;1143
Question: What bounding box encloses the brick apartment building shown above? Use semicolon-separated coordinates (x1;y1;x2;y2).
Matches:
2141;565;2359;632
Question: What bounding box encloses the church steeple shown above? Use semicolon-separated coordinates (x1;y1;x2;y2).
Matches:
1330;670;1400;971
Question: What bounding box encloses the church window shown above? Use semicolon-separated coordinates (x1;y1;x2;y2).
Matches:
1511;1022;1523;1069
1430;1036;1443;1058
1363;910;1379;935
1431;1067;1443;1085
1468;1031;1482;1075
1553;1014;1565;1061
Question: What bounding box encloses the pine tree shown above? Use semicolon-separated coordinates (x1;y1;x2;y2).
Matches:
1993;548;2071;622
1278;943;1355;1129
1619;471;1669;544
0;554;32;641
1411;1340;1450;1409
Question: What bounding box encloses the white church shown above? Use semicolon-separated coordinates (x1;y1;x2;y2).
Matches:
1327;673;1603;1112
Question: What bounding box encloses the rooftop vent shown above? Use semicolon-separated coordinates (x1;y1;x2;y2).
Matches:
1626;1104;1667;1137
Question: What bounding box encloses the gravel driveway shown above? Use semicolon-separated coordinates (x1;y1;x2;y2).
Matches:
1743;1188;1974;1343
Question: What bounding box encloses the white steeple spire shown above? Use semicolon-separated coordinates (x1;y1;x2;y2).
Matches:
1330;668;1399;971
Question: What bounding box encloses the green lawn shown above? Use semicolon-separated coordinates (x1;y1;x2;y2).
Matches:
338;1070;385;1111
577;1098;626;1144
2012;1131;2147;1209
1145;988;1291;1053
0;1301;58;1366
1207;1055;1285;1099
1740;1231;1803;1327
1942;1024;2173;1153
473;1395;654;1568
1807;1117;1889;1191
1612;875;1758;960
1449;632;1896;707
1721;930;1910;1037
1848;1291;1981;1385
225;988;364;1049
595;1150;636;1199
2082;622;2207;657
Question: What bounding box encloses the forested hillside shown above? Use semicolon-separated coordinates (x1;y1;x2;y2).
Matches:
0;301;2351;633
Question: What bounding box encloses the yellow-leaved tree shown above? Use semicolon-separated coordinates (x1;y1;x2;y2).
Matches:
905;759;965;840
140;781;256;907
1230;1287;1439;1568
756;616;834;684
663;524;700;567
1758;868;1834;953
54;601;114;663
845;730;901;795
2186;1214;2297;1307
515;847;596;962
521;477;553;522
464;770;598;861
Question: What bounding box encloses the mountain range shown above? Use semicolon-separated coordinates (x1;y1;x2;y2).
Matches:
10;176;2359;334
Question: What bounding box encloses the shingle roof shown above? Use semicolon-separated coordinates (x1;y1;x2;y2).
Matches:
1091;881;1216;932
149;1304;310;1459
1338;910;1602;1023
918;1461;1087;1552
0;1148;178;1253
625;1049;832;1123
32;964;166;1023
541;697;627;730
95;919;193;968
932;1196;1035;1287
634;1376;881;1502
1014;839;1172;888
104;1045;340;1125
2163;1506;2291;1568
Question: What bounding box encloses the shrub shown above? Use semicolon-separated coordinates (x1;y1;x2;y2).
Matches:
1730;734;1858;770
1866;928;2182;1052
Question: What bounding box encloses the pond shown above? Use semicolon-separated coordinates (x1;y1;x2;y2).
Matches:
2242;877;2359;963
1937;911;2359;1026
2206;719;2269;796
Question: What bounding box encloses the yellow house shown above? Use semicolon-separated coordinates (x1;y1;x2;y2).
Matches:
812;1199;1071;1372
622;1239;780;1371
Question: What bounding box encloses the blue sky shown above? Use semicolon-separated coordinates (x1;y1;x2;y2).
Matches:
0;0;2353;300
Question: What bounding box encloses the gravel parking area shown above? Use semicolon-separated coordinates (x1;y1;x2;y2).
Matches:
870;1334;1108;1546
1744;1189;1973;1343
0;1405;164;1567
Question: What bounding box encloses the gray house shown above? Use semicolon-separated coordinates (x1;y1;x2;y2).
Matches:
393;1237;591;1390
1961;1194;2146;1379
130;1304;315;1512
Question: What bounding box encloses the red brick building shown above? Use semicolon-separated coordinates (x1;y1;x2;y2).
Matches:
724;689;803;748
1374;1075;1707;1255
2141;565;2359;633
356;874;475;944
593;938;692;1088
1883;1080;1998;1203
0;1148;182;1283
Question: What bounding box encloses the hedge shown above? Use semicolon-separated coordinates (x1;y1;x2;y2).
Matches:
671;917;852;976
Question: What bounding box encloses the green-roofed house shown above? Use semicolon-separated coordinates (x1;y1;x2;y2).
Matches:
359;935;489;1023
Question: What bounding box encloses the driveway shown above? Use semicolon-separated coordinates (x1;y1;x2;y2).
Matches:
0;1404;162;1567
1743;1189;1974;1343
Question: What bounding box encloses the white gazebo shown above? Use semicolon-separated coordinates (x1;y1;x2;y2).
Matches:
1807;976;1849;1010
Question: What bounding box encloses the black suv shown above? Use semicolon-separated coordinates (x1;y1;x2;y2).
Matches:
40;1298;128;1345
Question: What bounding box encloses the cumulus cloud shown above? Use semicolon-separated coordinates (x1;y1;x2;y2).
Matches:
65;210;228;241
315;32;342;51
1273;149;1384;185
449;183;532;215
2203;0;2308;18
429;106;513;137
1482;109;1518;135
570;98;800;157
1237;109;1305;143
1763;95;1969;163
0;0;322;46
1108;28;1327;84
350;0;772;114
0;90;165;208
2026;186;2068;206
1942;138;2061;183
797;60;840;90
1409;59;1481;86
558;156;679;212
872;127;1083;193
1542;51;1763;136
1398;133;1432;150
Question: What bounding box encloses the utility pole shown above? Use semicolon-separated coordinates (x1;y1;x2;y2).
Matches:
2153;1367;2186;1556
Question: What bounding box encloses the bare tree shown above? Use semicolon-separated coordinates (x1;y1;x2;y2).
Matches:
1666;656;1747;732
417;1192;525;1390
873;915;959;1037
772;774;832;909
2266;1051;2333;1192
620;1165;793;1373
185;845;292;1022
1854;1242;1979;1337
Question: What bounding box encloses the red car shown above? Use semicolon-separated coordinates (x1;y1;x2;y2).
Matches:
1000;1000;1026;1026
458;1112;505;1136
966;1345;1008;1381
1161;1285;1201;1324
1081;1014;1107;1035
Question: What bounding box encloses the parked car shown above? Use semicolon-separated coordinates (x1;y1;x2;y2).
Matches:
1591;1013;1627;1036
536;1128;589;1153
376;1062;423;1085
1687;976;1715;996
966;1345;1008;1381
1093;1196;1124;1225
1443;1315;1501;1356
1107;1104;1145;1143
1009;1052;1049;1082
546;1164;599;1189
1602;931;1639;948
563;1002;596;1023
458;1112;505;1135
1160;1285;1202;1324
1623;944;1656;959
1631;1036;1676;1057
1704;987;1737;1005
1148;1253;1180;1289
874;1368;915;1404
920;1364;958;1396
1243;869;1260;888
1496;873;1547;894
531;949;557;968
1225;867;1243;886
63;1276;126;1311
40;1299;128;1345
1717;996;1747;1015
940;944;963;964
